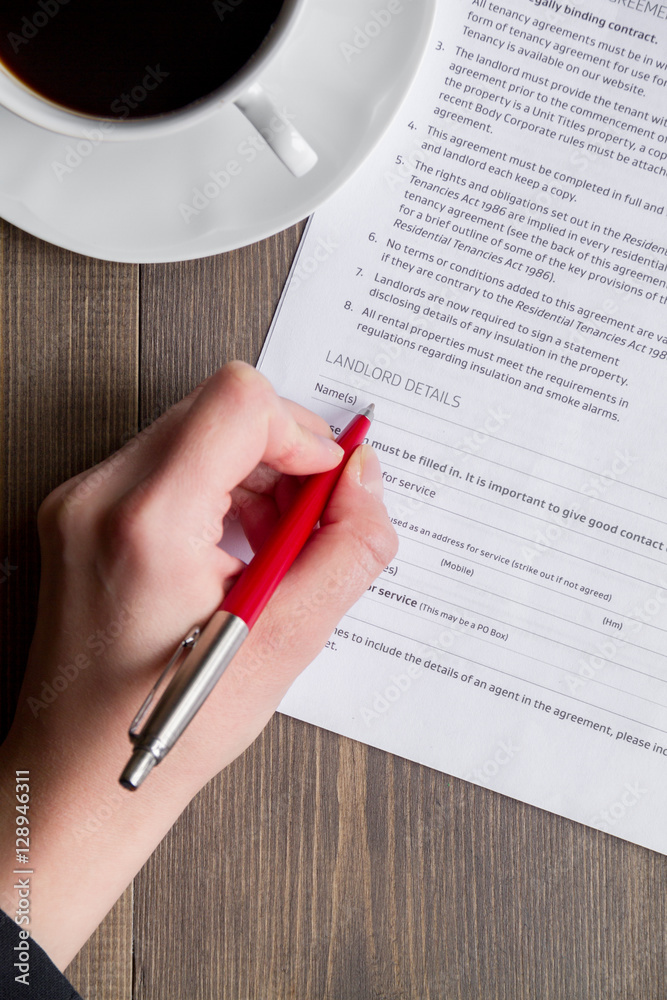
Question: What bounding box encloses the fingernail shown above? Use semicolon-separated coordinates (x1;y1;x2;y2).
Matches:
357;444;384;500
315;433;345;462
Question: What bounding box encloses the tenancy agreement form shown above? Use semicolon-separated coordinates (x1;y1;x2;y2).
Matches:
257;0;667;853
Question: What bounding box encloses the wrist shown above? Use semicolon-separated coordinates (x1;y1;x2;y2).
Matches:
0;706;202;970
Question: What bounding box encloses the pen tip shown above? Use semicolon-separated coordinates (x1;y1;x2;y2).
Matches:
360;403;375;422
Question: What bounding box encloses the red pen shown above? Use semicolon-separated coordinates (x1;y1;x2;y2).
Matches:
120;404;373;790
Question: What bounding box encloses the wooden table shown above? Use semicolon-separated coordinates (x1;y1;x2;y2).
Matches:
1;219;665;1000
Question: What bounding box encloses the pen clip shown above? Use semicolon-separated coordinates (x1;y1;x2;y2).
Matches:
129;627;201;742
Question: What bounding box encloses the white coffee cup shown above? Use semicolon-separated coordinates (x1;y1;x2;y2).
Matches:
0;0;317;178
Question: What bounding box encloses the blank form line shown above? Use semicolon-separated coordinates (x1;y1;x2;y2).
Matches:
364;591;667;708
384;565;667;688
312;376;667;508
381;456;667;545
384;486;667;588
394;530;667;637
346;613;667;738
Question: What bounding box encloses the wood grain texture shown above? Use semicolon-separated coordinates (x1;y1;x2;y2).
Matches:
133;716;666;1000
139;223;306;412
1;218;665;1000
65;887;134;1000
0;221;139;727
0;220;137;1000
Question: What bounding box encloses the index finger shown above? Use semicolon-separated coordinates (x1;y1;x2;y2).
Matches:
118;362;344;529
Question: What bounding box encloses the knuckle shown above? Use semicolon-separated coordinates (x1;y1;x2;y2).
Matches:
37;471;100;539
345;519;398;580
223;359;255;381
273;432;307;469
37;485;73;541
221;361;270;403
212;362;276;423
36;477;103;567
98;489;157;570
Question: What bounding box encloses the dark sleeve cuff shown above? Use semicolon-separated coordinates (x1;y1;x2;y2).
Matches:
0;907;84;999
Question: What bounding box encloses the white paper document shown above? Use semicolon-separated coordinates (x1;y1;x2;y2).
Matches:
258;0;667;854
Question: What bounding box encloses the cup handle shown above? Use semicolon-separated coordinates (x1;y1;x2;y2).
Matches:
234;82;317;178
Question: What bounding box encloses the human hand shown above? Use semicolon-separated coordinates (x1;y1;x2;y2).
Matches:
0;362;397;968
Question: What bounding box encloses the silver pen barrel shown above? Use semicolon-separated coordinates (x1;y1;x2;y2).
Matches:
119;610;249;790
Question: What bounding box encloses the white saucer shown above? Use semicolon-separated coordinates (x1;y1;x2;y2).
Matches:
0;0;435;263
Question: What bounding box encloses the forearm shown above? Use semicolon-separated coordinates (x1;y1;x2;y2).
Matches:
0;700;200;970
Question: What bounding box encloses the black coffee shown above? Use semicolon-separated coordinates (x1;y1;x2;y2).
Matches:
0;0;286;119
